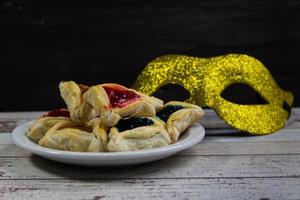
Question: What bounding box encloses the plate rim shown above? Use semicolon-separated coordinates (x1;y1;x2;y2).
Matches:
12;120;205;160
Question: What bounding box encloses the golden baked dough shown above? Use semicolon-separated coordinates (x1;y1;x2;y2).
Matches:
27;81;204;153
26;116;79;142
60;81;163;126
88;118;109;151
107;117;171;152
156;101;204;143
92;83;163;123
59;81;98;123
82;84;121;126
38;127;102;152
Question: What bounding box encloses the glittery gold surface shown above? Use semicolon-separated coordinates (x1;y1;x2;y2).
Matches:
133;54;293;135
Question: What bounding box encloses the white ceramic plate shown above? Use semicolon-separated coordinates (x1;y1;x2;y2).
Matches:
12;120;205;166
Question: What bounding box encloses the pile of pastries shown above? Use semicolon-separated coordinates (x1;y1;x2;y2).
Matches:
27;81;204;152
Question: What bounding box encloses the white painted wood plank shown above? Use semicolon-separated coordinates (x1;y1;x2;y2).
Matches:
1;141;300;158
0;134;12;145
0;112;44;119
0;120;31;133
0;145;33;158
204;128;300;142
0;155;299;179
0;110;299;200
199;109;230;129
180;141;300;155
0;178;299;200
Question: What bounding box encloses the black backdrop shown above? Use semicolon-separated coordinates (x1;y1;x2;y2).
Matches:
1;0;299;111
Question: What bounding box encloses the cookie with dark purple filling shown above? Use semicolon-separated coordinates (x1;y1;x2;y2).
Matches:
156;101;204;143
107;117;171;152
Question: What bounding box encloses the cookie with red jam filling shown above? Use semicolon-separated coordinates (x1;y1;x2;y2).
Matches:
60;81;163;126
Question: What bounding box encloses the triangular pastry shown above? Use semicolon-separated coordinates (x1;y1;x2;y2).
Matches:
38;124;104;152
156;101;204;143
60;81;163;126
26;109;80;142
59;81;98;123
107;117;171;152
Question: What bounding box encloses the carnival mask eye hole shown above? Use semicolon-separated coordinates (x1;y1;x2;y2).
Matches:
283;101;291;116
221;83;268;105
152;84;190;102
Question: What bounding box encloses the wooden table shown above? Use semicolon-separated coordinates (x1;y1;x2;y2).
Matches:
1;109;300;200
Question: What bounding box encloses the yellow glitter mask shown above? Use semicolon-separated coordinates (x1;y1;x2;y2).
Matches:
133;54;293;135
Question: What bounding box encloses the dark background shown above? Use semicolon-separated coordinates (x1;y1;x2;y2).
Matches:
1;0;299;111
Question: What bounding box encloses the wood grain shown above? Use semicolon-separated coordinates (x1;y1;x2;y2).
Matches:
1;110;300;199
1;178;300;200
2;141;300;158
0;155;299;180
